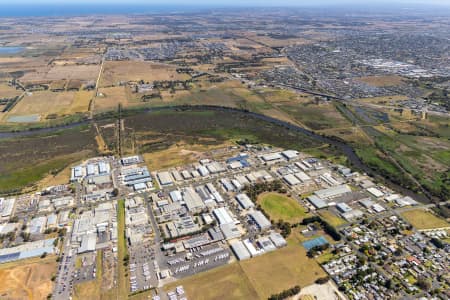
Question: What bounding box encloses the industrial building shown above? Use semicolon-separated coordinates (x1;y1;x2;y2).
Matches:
269;232;287;248
314;184;352;199
283;174;301;186
249;210;271;231
337;203;352;213
281;150;299;160
213;207;235;225
182;187;205;212
230;240;251;260
0;198;15;220
0;238;57;263
235;193;254;210
307;195;328;209
261;152;283;162
157;171;174;186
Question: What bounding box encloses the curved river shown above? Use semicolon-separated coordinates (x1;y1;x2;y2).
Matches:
0;105;430;203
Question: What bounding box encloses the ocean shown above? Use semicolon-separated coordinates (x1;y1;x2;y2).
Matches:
0;4;218;17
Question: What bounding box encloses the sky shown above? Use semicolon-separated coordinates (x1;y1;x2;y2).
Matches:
1;0;449;5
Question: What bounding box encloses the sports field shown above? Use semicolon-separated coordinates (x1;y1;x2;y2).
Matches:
401;209;449;230
258;192;309;223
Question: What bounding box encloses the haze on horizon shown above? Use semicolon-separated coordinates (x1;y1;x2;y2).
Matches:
1;0;450;6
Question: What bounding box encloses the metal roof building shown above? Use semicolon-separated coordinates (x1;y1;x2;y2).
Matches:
235;193;254;210
230;240;251;260
269;232;287;248
249;210;271;231
281;150;299;160
257;236;276;252
314;184;351;199
78;233;97;253
283;174;301;186
182;187;205;212
157;172;174;186
307;195;328;209
336;203;352;213
213;207;234;225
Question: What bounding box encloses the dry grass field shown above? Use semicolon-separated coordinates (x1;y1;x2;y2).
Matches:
0;83;22;98
164;263;259;300
240;244;326;299
65;90;94;114
164;243;325;300
318;210;347;227
401;209;450;230
99;61;190;87
142;140;232;170
95;86;129;111
0;256;57;300
20;64;100;83
6;90;91;119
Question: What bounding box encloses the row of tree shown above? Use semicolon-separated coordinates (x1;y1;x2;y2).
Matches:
301;216;341;241
268;285;301;300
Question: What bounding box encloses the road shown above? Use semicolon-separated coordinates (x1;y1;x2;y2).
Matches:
53;225;75;300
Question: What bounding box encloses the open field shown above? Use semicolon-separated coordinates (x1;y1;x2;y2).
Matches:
356;75;405;87
99;61;190;87
165;243;325;300
95;86;129;111
0;83;22;98
401;209;450;230
65;90;94;114
318;210;347;227
7;91;75;119
0;125;96;194
164;263;258;300
142;140;232;170
258;192;309;223
240;244;326;299
123;110;323;152
20;64;100;83
0;256;57;300
277;102;352;131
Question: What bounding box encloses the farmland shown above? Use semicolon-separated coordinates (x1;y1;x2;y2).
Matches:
7;91;77;120
20;64;100;84
0;256;57;300
401;209;450;230
99;61;190;87
258;192;310;223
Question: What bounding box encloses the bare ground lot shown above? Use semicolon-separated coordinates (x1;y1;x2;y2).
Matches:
0;256;57;300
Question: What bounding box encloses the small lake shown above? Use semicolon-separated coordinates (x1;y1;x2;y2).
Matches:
0;46;25;54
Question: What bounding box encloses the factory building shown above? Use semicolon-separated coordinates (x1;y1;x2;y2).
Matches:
249;210;271;231
230;240;251;260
